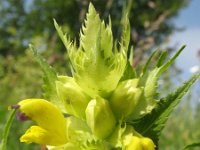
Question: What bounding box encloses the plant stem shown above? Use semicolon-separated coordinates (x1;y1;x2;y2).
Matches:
0;109;16;150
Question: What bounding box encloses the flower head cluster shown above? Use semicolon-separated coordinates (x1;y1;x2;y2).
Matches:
12;3;191;150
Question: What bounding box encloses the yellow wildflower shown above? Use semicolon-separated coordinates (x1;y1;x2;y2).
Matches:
15;99;68;146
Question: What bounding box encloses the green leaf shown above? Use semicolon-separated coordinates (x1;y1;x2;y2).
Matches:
0;109;16;150
141;46;185;103
30;45;65;112
131;73;200;145
183;142;200;149
141;50;157;76
158;45;185;74
156;50;168;68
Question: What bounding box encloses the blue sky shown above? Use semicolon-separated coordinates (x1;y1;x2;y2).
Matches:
170;0;200;103
174;0;200;28
170;0;200;79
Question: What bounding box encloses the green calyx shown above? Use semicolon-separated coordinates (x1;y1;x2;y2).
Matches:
85;96;116;139
56;76;90;119
110;78;142;119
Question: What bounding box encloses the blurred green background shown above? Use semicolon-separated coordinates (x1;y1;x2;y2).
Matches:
0;0;200;149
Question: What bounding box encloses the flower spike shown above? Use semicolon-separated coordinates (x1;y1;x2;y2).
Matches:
6;2;198;150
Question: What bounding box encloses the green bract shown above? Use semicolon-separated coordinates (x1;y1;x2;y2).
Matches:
3;3;199;150
54;3;129;98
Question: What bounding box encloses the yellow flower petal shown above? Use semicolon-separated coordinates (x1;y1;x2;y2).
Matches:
124;136;155;150
141;137;155;150
20;126;66;146
18;99;67;146
125;136;142;150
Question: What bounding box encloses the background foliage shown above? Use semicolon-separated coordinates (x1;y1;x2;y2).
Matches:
1;0;199;149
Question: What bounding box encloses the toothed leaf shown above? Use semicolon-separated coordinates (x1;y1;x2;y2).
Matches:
132;73;200;145
80;3;101;54
54;19;72;53
141;46;185;104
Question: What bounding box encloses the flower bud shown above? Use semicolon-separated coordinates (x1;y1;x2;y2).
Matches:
125;136;142;150
123;135;155;150
85;97;116;139
141;137;155;150
110;79;142;119
56;76;90;119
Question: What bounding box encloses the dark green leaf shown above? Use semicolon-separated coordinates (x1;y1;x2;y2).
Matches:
130;73;200;145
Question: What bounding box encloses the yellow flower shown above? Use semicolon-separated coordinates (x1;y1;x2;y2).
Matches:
15;99;68;146
125;136;155;150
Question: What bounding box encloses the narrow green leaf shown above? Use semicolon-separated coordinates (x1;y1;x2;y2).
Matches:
158;45;185;74
156;50;168;68
141;50;157;76
131;73;200;144
141;46;185;104
0;109;16;150
183;142;200;149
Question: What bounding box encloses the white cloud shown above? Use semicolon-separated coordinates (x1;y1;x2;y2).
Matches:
190;65;200;73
